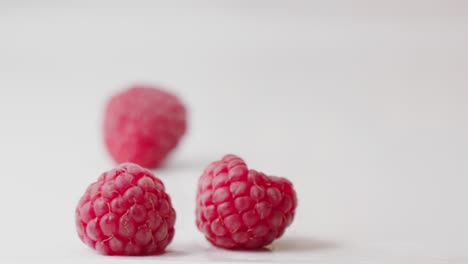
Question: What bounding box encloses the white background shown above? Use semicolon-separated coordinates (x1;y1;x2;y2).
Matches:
0;1;467;263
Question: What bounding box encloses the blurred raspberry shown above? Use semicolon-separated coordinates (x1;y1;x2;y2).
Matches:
196;155;297;249
76;163;176;255
104;85;187;168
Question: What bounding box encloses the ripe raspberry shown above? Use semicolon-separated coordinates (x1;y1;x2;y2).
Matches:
104;85;187;168
196;155;297;249
76;163;176;255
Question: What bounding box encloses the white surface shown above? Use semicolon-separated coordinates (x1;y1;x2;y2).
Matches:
0;1;467;263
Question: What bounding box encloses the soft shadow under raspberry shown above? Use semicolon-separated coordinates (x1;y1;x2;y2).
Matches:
268;236;340;252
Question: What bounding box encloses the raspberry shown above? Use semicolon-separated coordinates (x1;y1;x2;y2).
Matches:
104;85;187;168
75;163;176;255
195;155;297;249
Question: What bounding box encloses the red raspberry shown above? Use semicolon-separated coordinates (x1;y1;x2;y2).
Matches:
104;85;187;168
196;155;297;249
75;163;176;255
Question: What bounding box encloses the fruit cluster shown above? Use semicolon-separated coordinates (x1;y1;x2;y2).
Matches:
76;85;297;255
